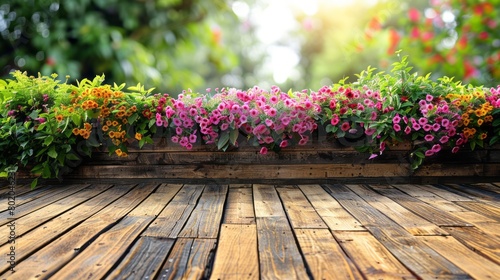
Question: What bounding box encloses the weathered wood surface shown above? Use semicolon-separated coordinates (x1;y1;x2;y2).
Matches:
9;136;497;185
1;181;500;279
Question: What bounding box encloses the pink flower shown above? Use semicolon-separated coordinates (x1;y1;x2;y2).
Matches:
341;122;350;131
365;128;376;136
260;146;268;155
171;136;179;143
431;144;441;153
404;126;411;135
439;136;449;144
432;123;441;132
412;123;421;131
393;114;401;123
426;94;433;102
369;154;378;160
425;150;434;157
452;146;460;153
189;133;197;143
280;140;288;148
331;115;340;125
379;142;386;154
393;124;401;132
423;124;432;131
220;123;229;131
370;111;377;121
418;117;428;125
424;134;434;141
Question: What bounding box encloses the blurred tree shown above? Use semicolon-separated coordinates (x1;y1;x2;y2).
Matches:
0;0;238;93
387;0;500;86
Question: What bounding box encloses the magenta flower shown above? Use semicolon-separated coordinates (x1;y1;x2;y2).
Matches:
341;122;350;131
404;126;411;135
393;114;401;123
424;134;434;141
418;117;428;125
452;146;460;153
280;140;288;148
439;136;449;144
425;150;434;157
260;146;268;155
426;94;433;102
431;144;441;153
393;124;401;132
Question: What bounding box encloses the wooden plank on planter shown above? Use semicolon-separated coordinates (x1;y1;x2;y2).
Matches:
299;184;364;231
256;217;309;280
323;184;469;278
253;184;286;217
295;229;363;279
105;236;175;280
157;238;216;280
441;226;500;264
414;163;485;176
420;236;500;279
334;231;416;279
142;185;205;238
210;224;259;280
0;184;90;226
454;201;500;222
50;216;154;280
346;184;448;236
223;187;255;224
3;183;157;278
0;184;112;243
277;187;328;229
178;184;228;238
373;187;471;226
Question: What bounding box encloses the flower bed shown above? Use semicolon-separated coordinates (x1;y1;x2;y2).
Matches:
1;57;499;186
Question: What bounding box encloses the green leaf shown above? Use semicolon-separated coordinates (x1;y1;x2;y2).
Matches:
217;131;230;150
48;146;58;158
30;178;38;189
414;151;425;159
72;114;82;126
229;129;239;146
44;135;54;146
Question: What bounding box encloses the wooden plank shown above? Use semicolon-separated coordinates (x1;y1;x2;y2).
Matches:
446;183;500;202
323;184;469;278
256;217;309;280
295;229;363;279
253;184;286;217
469;183;500;194
299;184;364;231
420;236;500;279
0;184;111;244
222;187;255;224
105;236;175;280
69;163;412;179
449;211;500;238
178;184;228;238
373;187;471;226
127;184;182;216
0;184;90;226
50;216;154;280
157;238;216;280
210;224;259;280
277;187;328;229
441;226;500;264
406;184;474;201
142;185;205;238
2;183;157;278
392;184;470;212
455;201;500;222
346;184;448;236
334;231;416;279
155;183;183;193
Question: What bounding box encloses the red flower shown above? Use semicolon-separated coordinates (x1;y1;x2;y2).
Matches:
341;122;350;132
408;8;420;23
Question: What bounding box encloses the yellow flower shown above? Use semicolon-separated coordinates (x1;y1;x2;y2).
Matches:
479;133;487;140
56;114;64;122
477;119;484;126
115;149;123;157
135;133;142;141
102;125;109;132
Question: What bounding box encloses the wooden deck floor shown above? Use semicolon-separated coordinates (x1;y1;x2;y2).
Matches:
1;181;499;279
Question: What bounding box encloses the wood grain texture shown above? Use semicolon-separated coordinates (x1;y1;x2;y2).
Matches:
334;231;416;280
299;184;364;231
222;187;255;224
256;217;309;280
210;224;259;280
277;187;328;229
295;229;363;280
441;226;500;264
157;238;216;280
178;184;228;238
105;236;175;280
420;236;500;279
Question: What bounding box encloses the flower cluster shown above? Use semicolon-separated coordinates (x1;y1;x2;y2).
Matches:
1;57;499;184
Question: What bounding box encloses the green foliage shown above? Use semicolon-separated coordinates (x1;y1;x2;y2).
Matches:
0;0;238;93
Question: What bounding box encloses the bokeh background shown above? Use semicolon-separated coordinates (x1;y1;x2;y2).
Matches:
1;0;499;95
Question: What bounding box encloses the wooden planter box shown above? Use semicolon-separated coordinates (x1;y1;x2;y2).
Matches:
60;130;500;185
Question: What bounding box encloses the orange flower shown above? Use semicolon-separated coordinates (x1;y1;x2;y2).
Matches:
477;119;484;126
102;125;109;132
109;131;116;138
56;114;64;122
135;133;142;141
106;120;112;126
115;149;123;157
72;128;80;135
84;122;92;131
112;120;119;127
479;133;488;140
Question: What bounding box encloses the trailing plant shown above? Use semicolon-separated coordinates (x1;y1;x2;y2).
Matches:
1;56;499;186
